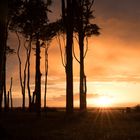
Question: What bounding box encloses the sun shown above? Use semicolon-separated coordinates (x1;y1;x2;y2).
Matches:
94;96;113;107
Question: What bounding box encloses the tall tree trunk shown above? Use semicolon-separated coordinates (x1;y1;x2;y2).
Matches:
9;77;13;109
62;0;74;114
44;44;48;109
75;0;88;111
0;0;8;111
79;34;87;111
3;51;7;111
22;90;25;110
7;91;9;109
3;24;8;111
35;36;41;114
16;32;26;111
27;38;32;110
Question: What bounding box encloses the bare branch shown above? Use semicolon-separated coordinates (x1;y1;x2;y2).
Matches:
74;34;79;44
61;34;66;65
16;32;23;91
56;33;66;67
23;39;28;50
84;36;88;59
72;42;80;63
73;34;80;63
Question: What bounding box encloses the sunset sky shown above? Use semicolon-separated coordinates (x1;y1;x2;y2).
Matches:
6;0;140;107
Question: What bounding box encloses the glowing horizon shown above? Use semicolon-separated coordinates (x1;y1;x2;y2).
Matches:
6;0;140;108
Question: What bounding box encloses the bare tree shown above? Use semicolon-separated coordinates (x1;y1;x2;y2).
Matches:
16;32;28;110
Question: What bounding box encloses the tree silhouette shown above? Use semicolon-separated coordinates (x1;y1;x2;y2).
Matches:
0;0;24;111
7;0;25;111
4;46;15;111
74;0;100;111
61;0;75;114
44;42;49;109
0;0;8;111
9;0;52;112
40;20;64;109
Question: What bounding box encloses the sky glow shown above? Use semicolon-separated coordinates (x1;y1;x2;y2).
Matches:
6;0;140;107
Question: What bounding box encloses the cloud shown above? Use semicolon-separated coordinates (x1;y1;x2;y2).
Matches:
6;0;140;108
48;93;101;102
95;0;140;21
92;0;140;45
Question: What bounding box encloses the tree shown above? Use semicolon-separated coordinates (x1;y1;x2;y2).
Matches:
28;0;52;114
0;0;23;111
41;20;63;109
16;32;28;110
0;0;8;111
5;47;15;111
74;0;100;111
9;0;52;112
61;0;75;114
44;43;49;109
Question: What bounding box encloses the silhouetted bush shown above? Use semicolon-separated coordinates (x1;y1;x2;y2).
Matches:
126;107;131;113
134;105;140;112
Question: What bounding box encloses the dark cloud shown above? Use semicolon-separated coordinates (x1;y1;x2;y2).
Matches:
93;0;140;43
95;0;140;21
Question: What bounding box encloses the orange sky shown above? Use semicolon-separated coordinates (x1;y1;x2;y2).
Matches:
6;0;140;107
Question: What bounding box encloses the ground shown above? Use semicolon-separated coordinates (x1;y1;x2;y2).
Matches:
0;108;140;140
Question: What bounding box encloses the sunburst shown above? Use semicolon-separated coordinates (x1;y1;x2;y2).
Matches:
95;96;113;107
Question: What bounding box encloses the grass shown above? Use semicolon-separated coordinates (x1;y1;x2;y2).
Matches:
0;108;140;140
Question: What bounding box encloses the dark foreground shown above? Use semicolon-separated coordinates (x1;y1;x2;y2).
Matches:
0;108;140;140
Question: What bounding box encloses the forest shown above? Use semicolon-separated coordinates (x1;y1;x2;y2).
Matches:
0;0;100;113
1;0;140;140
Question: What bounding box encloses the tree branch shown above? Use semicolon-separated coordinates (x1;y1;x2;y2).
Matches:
16;32;23;92
72;42;80;63
56;33;66;67
84;36;88;59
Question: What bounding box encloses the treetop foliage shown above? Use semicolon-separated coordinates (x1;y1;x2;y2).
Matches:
9;0;52;40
